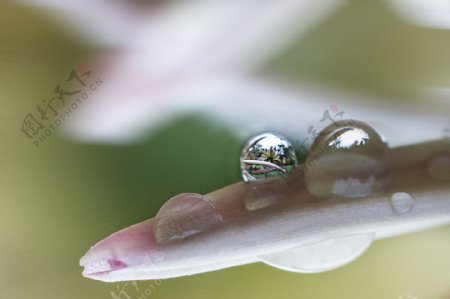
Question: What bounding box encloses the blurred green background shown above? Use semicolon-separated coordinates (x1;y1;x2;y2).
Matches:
1;1;449;298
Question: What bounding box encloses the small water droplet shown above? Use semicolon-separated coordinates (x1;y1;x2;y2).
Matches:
426;154;450;181
241;133;298;182
390;192;415;215
152;193;223;244
304;120;390;198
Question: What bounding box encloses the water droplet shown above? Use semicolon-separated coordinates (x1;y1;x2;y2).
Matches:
240;133;298;182
390;192;415;215
304;120;390;198
259;233;374;273
426;154;450;181
152;193;223;244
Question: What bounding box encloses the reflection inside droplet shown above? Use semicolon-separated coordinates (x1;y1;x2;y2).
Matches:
152;193;223;244
390;192;415;215
240;133;298;182
304;120;390;198
328;128;369;149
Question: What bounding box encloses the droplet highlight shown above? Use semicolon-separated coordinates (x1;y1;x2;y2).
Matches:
152;193;223;244
390;192;415;215
426;154;450;181
304;120;390;198
240;132;298;182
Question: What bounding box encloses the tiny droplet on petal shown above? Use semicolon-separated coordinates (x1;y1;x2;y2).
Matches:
390;192;415;215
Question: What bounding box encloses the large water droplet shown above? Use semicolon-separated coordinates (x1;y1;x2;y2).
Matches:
240;133;298;182
426;154;450;181
390;192;415;215
152;193;223;244
259;233;374;273
304;120;390;198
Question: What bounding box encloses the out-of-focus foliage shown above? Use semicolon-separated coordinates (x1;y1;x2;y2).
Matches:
268;0;450;97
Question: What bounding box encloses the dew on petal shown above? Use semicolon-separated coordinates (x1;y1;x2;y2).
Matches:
390;192;415;215
240;133;298;182
304;120;390;198
152;193;223;244
259;233;374;273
